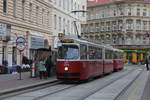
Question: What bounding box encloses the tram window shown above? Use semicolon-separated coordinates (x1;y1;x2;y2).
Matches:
80;44;87;59
113;53;117;59
89;46;102;59
58;45;79;59
120;53;123;59
105;50;113;59
89;46;96;59
96;48;102;59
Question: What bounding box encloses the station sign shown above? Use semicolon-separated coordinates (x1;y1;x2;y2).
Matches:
16;37;26;51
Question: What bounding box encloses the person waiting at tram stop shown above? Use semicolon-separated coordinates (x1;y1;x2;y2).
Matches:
145;57;149;71
37;58;47;79
45;54;52;77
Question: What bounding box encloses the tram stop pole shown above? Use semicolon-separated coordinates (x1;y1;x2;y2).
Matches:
18;51;22;80
16;36;26;80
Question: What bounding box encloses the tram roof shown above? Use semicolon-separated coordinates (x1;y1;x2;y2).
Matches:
60;35;109;48
113;48;124;52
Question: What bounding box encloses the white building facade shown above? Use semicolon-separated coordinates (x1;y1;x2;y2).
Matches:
51;0;87;44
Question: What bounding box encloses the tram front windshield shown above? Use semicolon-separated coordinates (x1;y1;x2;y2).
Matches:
58;45;79;59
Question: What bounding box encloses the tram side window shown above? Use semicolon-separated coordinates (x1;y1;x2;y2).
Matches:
96;48;102;59
80;44;87;59
88;46;102;59
105;50;113;59
119;52;123;59
89;46;96;59
113;52;118;59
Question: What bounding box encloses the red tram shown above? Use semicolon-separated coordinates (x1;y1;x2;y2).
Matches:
113;49;124;71
56;37;124;81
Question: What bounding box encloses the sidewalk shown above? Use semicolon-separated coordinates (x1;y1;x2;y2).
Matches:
0;72;57;95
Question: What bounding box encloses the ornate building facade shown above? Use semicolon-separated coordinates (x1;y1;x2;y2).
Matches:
0;0;52;66
51;0;87;49
82;0;150;64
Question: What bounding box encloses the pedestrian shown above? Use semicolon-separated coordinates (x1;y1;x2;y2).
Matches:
37;58;47;79
45;54;52;77
145;58;149;71
22;54;28;65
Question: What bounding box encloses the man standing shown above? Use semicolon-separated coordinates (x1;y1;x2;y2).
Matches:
145;58;149;71
45;54;52;77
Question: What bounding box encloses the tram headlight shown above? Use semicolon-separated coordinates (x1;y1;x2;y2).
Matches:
64;67;69;71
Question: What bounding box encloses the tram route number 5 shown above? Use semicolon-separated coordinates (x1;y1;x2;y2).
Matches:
16;37;26;80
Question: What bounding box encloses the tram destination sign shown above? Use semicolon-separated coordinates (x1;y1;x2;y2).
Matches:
16;37;26;51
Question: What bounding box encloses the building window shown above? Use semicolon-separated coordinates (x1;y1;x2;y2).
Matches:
36;6;39;23
3;0;7;14
59;0;61;7
137;8;140;16
126;20;133;30
136;20;141;30
54;15;57;29
143;9;147;16
102;11;104;18
47;11;50;26
67;20;70;34
95;23;100;32
29;3;32;21
63;0;65;9
149;21;150;30
114;9;116;16
13;0;17;17
127;8;132;16
22;0;25;19
71;0;73;10
42;9;45;25
63;18;66;33
143;21;148;30
59;17;61;31
82;6;85;17
67;0;69;11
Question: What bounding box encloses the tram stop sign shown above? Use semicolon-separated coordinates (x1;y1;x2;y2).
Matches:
16;37;26;51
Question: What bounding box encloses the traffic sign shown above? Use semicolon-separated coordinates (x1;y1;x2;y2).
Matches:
16;37;26;51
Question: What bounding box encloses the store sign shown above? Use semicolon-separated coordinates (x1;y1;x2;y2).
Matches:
30;36;44;49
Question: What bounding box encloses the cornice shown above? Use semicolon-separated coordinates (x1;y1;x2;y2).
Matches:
0;18;52;34
37;0;53;8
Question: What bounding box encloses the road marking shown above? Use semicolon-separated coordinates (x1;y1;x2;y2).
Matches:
128;87;137;100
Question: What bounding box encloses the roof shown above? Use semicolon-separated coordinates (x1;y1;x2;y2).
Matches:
87;0;149;6
88;0;150;8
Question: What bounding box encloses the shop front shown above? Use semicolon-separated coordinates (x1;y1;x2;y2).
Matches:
123;49;150;64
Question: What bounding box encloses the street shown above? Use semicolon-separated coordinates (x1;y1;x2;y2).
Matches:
1;65;147;100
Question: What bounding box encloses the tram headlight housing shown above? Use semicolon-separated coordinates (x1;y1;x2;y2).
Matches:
64;67;69;71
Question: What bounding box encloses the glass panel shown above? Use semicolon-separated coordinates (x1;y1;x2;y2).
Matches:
58;45;79;59
80;44;87;59
105;49;113;59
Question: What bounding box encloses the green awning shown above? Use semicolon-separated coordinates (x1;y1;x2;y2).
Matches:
123;50;137;52
137;50;150;53
123;49;150;53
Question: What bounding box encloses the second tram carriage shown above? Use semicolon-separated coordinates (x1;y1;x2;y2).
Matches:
56;37;124;81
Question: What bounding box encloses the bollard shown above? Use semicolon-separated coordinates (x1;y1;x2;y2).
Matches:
31;62;36;78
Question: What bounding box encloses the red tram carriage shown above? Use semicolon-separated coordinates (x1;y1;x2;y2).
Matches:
113;49;124;71
56;37;124;81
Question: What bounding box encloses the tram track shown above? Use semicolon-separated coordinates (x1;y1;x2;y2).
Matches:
2;67;141;100
81;68;142;100
33;68;139;100
0;80;62;99
33;83;79;100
